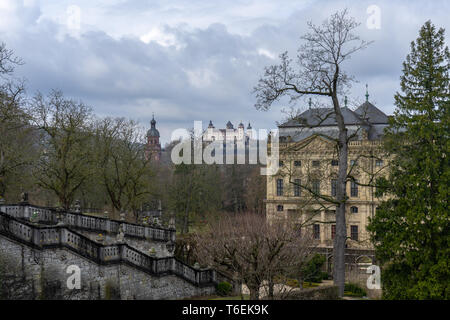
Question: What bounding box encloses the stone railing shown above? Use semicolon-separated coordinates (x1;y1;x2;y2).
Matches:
0;211;216;287
0;204;175;243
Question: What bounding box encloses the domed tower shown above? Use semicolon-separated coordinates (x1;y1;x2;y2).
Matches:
238;121;245;140
247;122;253;140
146;114;161;161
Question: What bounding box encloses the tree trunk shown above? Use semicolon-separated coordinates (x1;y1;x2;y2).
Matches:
268;276;274;300
332;93;348;298
248;284;260;300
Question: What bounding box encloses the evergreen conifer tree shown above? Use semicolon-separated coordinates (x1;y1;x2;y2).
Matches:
368;21;449;299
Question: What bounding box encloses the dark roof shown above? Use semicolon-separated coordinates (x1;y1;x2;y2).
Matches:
279;102;389;128
147;128;159;137
147;116;160;137
226;121;234;129
280;107;366;127
354;101;389;124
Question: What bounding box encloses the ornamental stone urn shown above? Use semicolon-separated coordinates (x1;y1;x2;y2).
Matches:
30;210;39;223
96;234;104;243
116;224;125;243
74;200;81;213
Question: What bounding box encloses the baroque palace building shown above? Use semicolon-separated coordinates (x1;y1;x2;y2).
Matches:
266;94;390;250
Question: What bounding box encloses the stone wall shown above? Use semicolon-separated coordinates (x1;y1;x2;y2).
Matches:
0;235;215;300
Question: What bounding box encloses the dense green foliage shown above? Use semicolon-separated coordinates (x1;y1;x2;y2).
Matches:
368;21;450;299
302;254;326;283
216;281;233;296
344;283;367;297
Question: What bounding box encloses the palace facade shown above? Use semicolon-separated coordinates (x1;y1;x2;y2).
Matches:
266;97;390;249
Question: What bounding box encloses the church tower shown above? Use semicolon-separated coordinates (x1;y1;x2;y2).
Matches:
146;114;161;161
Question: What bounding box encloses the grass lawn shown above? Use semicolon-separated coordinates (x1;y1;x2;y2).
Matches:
302;282;321;288
181;294;250;300
211;295;250;300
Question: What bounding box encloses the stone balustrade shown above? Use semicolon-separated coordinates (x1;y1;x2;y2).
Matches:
0;204;175;243
0;210;215;287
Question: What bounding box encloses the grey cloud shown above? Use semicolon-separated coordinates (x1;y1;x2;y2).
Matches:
1;0;449;144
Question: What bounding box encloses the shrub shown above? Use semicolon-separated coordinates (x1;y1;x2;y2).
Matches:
286;278;299;288
302;254;326;283
320;271;329;280
216;281;233;296
344;283;367;297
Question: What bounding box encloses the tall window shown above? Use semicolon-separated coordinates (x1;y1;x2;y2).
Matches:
279;160;284;167
351;225;358;241
277;205;284;212
313;224;320;240
312;180;320;194
331;179;337;197
331;159;339;166
294;160;301;167
276;179;284;196
375;159;383;167
350;206;358;213
294;179;301;197
331;225;336;239
350;180;358;197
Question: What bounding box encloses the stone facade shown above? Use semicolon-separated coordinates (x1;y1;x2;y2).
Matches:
266;100;391;250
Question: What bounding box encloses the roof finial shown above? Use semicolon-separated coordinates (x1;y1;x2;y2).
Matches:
365;84;369;102
151;113;156;127
344;96;348;108
308;97;312;109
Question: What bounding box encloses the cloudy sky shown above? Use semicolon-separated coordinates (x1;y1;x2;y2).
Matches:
1;0;449;145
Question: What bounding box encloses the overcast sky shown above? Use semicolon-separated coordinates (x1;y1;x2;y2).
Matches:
1;0;449;145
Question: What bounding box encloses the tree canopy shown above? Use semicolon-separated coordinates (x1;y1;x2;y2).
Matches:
368;21;450;299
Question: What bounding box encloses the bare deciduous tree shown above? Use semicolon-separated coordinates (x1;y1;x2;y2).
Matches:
30;90;94;210
194;213;314;300
94;117;154;220
253;10;371;296
0;43;35;200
